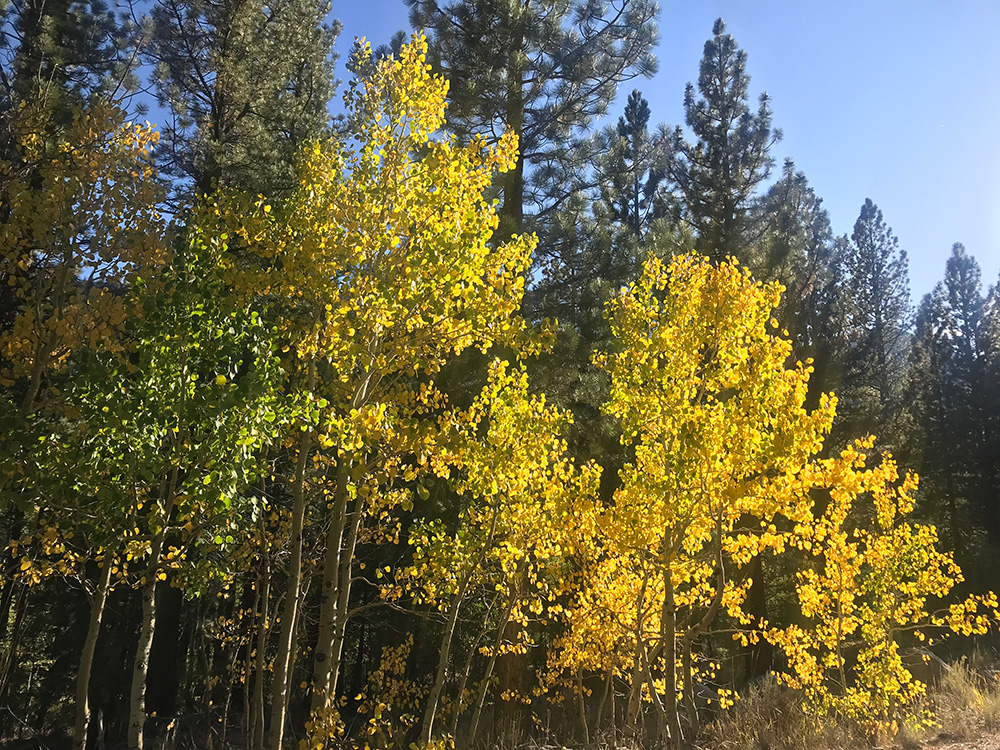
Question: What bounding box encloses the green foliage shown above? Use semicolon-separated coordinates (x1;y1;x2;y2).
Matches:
671;18;781;264
147;0;339;199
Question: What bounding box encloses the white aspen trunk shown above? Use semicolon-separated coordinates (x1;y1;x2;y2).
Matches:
74;555;114;750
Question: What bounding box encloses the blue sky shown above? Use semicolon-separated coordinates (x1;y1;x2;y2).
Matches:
332;0;1000;302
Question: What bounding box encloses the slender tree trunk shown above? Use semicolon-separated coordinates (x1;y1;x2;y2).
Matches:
626;574;649;739
450;620;488;744
422;508;498;746
575;666;590;746
266;360;316;750
221;653;235;750
252;556;271;750
468;583;518;748
596;658;615;737
0;508;24;643
681;636;698;738
420;577;470;746
309;483;365;713
74;556;115;750
242;571;256;750
129;575;158;750
310;458;352;709
312;366;380;710
129;468;178;750
660;564;682;748
493;572;528;744
0;583;28;704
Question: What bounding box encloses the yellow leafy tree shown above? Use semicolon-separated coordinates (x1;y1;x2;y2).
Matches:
207;33;536;750
573;253;834;746
767;438;1000;738
379;359;599;747
553;252;998;746
0;100;168;415
0;98;169;750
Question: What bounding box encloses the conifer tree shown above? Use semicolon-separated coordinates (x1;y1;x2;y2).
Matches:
407;0;658;242
146;0;338;200
0;0;137;122
599;89;669;242
979;276;1000;539
905;245;994;555
837;198;911;445
670;18;781;264
757;161;846;406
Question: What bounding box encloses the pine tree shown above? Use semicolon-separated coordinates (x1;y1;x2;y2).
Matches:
671;18;781;264
837;198;911;445
407;0;658;242
146;0;338;200
903;245;989;558
599;89;669;242
756;161;846;406
0;0;137;120
979;276;1000;540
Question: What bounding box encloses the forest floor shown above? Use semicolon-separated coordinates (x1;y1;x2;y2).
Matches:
913;730;1000;750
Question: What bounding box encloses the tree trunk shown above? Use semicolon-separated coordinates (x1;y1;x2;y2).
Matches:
128;575;158;750
596;658;615;738
310;458;352;708
252;555;271;750
468;584;518;748
626;574;649;739
493;571;528;744
449;620;487;743
266;360;316;750
312;368;379;711
0;583;28;705
311;478;365;711
575;666;590;746
681;636;698;738
148;582;184;717
129;468;178;750
74;555;115;750
423;508;498;746
660;564;682;748
420;577;469;746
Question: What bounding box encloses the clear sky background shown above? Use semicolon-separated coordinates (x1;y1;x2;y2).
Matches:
331;0;1000;303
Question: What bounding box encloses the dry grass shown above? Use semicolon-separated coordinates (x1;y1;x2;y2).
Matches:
700;677;861;750
701;654;1000;750
925;656;1000;741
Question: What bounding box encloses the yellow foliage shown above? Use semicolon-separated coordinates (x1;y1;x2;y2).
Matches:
0;99;169;403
